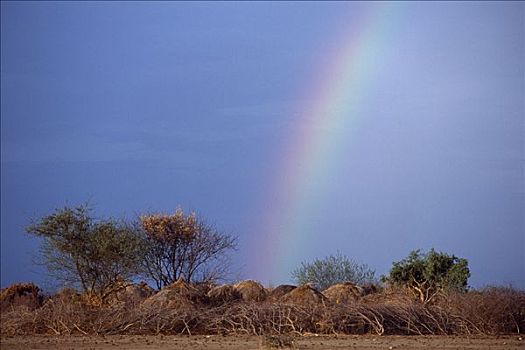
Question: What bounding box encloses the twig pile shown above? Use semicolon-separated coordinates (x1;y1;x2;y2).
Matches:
1;286;523;336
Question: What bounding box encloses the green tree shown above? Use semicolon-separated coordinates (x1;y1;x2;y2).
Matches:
382;249;470;303
291;252;376;291
139;208;237;289
26;204;143;303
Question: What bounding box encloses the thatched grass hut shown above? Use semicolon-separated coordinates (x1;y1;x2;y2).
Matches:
207;284;241;305
361;283;379;296
267;284;297;302
111;282;154;306
51;288;79;299
360;286;412;305
280;284;326;305
0;283;43;312
233;280;267;302
142;279;207;308
45;288;83;305
323;282;362;304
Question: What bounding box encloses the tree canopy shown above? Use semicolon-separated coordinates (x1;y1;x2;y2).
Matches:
139;208;237;289
382;248;470;303
26;204;143;303
291;252;376;291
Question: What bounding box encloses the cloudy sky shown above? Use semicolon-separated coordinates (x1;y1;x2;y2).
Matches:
1;1;523;289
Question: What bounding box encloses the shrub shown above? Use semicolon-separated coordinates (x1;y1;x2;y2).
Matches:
382;249;470;303
26;204;143;303
139;208;237;289
291;252;375;291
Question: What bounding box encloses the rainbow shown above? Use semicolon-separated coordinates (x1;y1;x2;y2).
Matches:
252;3;393;283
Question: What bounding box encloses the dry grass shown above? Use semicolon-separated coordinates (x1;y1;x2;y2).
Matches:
143;279;207;308
279;285;327;305
323;282;362;304
1;284;523;337
233;280;268;302
267;285;297;302
0;283;43;312
207;284;241;306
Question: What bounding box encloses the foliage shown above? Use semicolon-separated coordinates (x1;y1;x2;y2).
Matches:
139;208;237;289
26;204;143;303
291;252;376;291
382;249;470;303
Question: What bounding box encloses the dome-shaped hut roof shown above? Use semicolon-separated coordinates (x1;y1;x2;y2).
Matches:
280;284;327;305
233;280;267;302
143;279;207;308
267;285;297;302
323;282;362;304
207;284;242;305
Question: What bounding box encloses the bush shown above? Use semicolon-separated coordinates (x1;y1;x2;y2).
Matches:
139;208;237;289
291;252;375;291
445;286;525;334
26;204;143;303
382;249;470;303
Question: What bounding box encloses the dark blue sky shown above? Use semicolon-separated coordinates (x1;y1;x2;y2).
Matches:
1;2;523;289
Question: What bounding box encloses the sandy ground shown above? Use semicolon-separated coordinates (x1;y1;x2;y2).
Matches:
1;335;523;350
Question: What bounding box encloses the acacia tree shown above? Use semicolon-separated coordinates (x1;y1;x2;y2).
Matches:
292;252;376;291
382;249;470;303
139;208;237;289
26;204;143;303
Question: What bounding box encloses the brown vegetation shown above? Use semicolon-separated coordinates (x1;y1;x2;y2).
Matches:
268;285;297;302
444;286;525;334
323;282;362;304
233;280;267;302
143;279;207;308
47;288;82;304
207;284;241;306
140;210;237;289
360;282;379;297
114;282;154;305
280;285;327;305
0;283;523;337
0;283;43;312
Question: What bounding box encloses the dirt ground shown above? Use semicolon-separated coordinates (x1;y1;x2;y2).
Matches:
1;335;523;350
